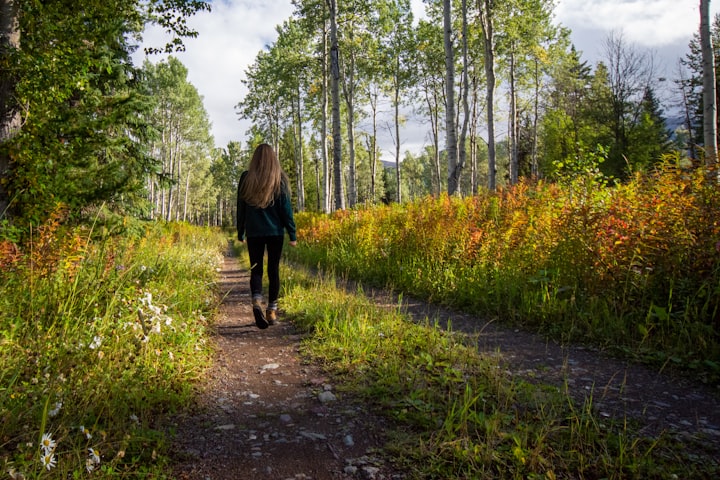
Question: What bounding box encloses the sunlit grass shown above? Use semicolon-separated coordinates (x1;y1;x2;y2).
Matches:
280;261;720;479
287;162;720;383
0;217;226;478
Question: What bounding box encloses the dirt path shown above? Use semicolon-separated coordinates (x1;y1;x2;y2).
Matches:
168;249;720;478
168;251;399;480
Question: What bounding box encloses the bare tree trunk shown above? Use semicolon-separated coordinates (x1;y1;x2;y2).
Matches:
531;57;540;179
183;170;190;222
700;0;718;169
394;57;402;203
444;0;458;194
368;86;379;202
328;0;345;211
424;85;441;196
470;74;479;194
509;49;518;185
479;0;497;191
341;29;357;208
454;0;470;195
0;0;21;217
676;63;698;161
293;91;305;211
321;18;331;213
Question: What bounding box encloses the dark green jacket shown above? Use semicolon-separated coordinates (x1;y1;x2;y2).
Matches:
236;171;297;242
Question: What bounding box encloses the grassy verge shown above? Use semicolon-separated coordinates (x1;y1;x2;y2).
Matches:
0;216;226;478
280;262;720;479
286;164;720;384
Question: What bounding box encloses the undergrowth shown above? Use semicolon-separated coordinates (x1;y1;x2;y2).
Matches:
287;161;720;384
280;262;720;479
0;210;226;478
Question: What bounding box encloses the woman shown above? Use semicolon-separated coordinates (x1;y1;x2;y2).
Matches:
236;144;297;329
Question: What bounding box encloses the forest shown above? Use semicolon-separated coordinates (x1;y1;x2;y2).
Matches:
1;0;720;478
0;0;719;223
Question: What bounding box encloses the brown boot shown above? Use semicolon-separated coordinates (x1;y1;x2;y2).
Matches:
266;308;277;325
252;298;268;329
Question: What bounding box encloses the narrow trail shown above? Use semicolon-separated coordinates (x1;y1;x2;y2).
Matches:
168;249;398;480
367;291;720;451
168;248;720;478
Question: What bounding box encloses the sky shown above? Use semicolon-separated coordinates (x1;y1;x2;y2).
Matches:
131;0;720;156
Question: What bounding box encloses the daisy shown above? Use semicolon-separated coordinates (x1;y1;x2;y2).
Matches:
40;433;56;453
88;447;101;464
79;425;92;440
40;452;56;470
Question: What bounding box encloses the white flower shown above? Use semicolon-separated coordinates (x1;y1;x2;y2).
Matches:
48;402;62;417
88;447;101;464
40;433;56;453
89;335;102;350
129;414;139;424
79;425;92;440
40;452;56;470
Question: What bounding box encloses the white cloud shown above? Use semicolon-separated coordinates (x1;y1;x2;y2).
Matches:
555;0;719;48
133;1;296;148
134;0;718;155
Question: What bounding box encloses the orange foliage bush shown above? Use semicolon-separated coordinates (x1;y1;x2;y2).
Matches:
293;163;720;375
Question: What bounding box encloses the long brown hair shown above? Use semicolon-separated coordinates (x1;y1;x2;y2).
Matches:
239;143;290;209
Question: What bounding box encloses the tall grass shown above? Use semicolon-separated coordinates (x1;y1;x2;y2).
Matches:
280;263;719;479
287;161;720;383
0;211;226;478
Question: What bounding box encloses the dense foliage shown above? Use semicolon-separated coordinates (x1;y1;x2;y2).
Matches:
0;215;225;477
0;0;210;226
288;159;720;383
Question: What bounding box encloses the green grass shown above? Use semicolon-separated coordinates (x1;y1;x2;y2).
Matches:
280;261;720;479
286;164;720;384
3;211;717;478
1;219;226;478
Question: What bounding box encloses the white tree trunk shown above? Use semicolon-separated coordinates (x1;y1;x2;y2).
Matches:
479;0;497;191
328;0;345;210
444;0;458;194
0;0;21;216
700;0;718;168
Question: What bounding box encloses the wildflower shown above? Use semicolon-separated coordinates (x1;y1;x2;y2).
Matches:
79;425;92;440
48;402;62;417
141;291;152;306
39;452;56;470
129;414;139;424
40;433;56;453
85;458;95;472
89;336;102;350
88;447;101;464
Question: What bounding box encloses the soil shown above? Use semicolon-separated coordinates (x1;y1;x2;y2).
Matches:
167;248;720;479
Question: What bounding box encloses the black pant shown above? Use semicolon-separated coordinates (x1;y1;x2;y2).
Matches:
246;236;285;306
